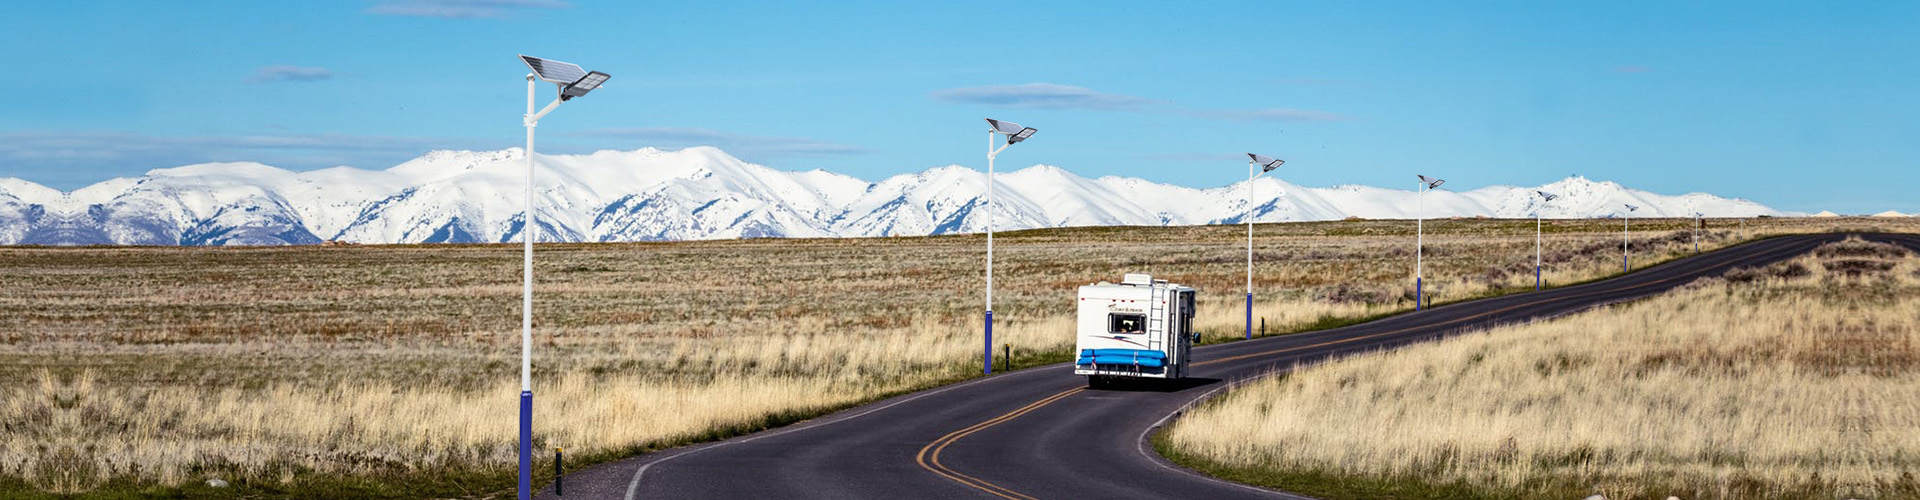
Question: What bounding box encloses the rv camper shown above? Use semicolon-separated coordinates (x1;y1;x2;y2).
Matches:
1074;274;1196;388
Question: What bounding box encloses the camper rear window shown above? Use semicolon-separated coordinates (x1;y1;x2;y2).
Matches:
1108;314;1146;334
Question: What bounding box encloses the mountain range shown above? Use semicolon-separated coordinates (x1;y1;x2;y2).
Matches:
0;146;1788;246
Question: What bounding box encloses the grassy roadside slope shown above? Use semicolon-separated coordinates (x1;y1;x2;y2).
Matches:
1164;236;1920;500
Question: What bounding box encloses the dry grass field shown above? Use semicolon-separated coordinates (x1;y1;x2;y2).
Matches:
0;216;1899;497
1164;235;1920;500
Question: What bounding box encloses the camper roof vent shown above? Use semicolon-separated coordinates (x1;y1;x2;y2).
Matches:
1122;273;1153;285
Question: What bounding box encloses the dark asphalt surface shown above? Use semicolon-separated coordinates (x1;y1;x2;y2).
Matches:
546;232;1912;500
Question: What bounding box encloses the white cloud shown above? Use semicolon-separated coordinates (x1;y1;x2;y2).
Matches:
931;82;1349;122
576;127;868;158
249;65;333;84
929;83;1156;111
366;0;571;19
0;130;493;189
1136;152;1247;163
1177;108;1352;122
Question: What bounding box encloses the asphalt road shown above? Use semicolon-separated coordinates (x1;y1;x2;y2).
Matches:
548;232;1909;500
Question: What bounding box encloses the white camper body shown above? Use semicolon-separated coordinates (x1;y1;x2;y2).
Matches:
1074;274;1196;385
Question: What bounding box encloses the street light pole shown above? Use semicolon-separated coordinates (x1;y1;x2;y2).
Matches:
1244;154;1284;340
1534;191;1558;291
1622;204;1638;273
515;55;610;500
520;73;537;500
1415;175;1444;310
982;119;1036;375
1693;212;1703;253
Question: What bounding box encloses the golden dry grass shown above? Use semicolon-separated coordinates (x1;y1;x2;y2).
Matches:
0;216;1902;494
1165;236;1920;500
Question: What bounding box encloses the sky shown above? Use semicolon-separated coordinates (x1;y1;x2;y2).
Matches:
1;1;1916;213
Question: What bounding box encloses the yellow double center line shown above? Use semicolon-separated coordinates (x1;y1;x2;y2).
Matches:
914;386;1085;499
913;236;1821;499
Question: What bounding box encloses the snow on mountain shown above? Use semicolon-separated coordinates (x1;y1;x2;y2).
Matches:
0;146;1792;246
0;179;44;244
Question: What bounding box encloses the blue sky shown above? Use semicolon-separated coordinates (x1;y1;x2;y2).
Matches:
1;1;1915;213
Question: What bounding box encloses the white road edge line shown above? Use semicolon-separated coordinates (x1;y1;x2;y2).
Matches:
623;367;1056;500
1135;370;1317;499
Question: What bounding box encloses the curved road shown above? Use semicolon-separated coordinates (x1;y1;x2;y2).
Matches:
550;232;1911;499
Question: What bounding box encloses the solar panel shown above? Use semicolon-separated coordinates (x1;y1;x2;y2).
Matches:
1418;175;1444;188
1537;191;1559;201
986;118;1026;135
521;55;588;84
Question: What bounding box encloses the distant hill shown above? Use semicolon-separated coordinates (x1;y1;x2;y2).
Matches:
0;147;1790;246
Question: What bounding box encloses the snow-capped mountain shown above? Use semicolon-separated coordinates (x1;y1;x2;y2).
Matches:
0;146;1790;246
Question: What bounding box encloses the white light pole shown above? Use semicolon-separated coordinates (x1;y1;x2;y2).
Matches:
1693;212;1704;253
1415;175;1445;311
1534;191;1559;291
1244;154;1285;339
1622;204;1639;272
982;118;1036;375
516;54;610;500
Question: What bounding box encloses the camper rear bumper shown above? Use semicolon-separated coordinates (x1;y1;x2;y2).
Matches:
1074;348;1177;378
1074;366;1176;378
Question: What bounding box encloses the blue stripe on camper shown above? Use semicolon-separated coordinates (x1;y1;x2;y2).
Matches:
1079;349;1167;359
1075;348;1169;368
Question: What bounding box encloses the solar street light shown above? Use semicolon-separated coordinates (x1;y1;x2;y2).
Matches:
982;118;1038;374
1534;191;1559;290
523;55;612;102
1242;153;1286;340
1623;204;1639;272
1415;175;1446;311
514;54;611;500
987;118;1038;144
1693;212;1704;254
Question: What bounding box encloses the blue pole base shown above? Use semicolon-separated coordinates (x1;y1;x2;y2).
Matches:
1245;293;1253;340
1535;265;1541;291
519;390;532;500
984;310;994;375
1415;277;1423;311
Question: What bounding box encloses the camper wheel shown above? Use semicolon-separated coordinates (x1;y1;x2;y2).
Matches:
1086;375;1108;390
